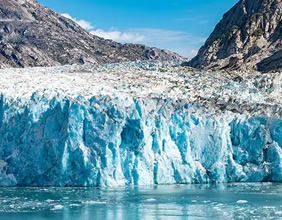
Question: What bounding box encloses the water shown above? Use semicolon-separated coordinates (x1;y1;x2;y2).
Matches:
0;183;281;220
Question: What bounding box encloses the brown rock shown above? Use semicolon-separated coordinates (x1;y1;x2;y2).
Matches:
188;0;282;73
0;0;185;68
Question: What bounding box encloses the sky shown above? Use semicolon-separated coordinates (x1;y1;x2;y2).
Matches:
37;0;238;58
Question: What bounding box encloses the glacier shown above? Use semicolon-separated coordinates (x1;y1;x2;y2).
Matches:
0;61;281;187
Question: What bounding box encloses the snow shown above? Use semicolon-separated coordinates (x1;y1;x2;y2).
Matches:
0;61;281;186
0;61;281;115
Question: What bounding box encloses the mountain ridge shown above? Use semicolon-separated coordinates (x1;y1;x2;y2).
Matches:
188;0;282;72
0;0;185;68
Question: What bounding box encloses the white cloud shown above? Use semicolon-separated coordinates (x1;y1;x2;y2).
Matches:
90;28;205;58
171;48;199;58
131;28;188;42
90;29;145;43
61;13;94;30
90;28;206;45
198;20;210;24
128;28;206;43
60;13;206;58
188;49;198;57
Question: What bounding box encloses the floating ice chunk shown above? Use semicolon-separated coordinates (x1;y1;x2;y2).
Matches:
53;205;64;210
46;199;54;203
236;200;248;204
70;204;81;207
83;201;107;205
145;198;156;202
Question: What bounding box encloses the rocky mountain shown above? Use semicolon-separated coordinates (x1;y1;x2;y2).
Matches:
188;0;282;72
0;0;185;68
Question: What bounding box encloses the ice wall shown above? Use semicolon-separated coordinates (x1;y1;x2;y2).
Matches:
0;93;281;187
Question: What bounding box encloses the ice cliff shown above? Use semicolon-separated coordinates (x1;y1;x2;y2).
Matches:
0;61;281;186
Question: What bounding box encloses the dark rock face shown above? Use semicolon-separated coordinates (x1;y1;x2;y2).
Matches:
0;0;185;68
188;0;282;72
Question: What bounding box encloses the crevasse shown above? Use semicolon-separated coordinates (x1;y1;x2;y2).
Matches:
0;93;281;187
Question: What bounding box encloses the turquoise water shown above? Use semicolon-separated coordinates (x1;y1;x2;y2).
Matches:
0;183;281;219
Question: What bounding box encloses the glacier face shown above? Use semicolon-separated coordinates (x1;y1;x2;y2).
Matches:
0;93;281;187
0;61;281;187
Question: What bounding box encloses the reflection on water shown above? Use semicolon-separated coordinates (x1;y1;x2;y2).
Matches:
0;183;281;219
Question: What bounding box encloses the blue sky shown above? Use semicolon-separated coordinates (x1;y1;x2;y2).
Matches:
38;0;238;58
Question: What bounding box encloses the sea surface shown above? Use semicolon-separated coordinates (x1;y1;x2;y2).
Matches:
0;183;281;219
